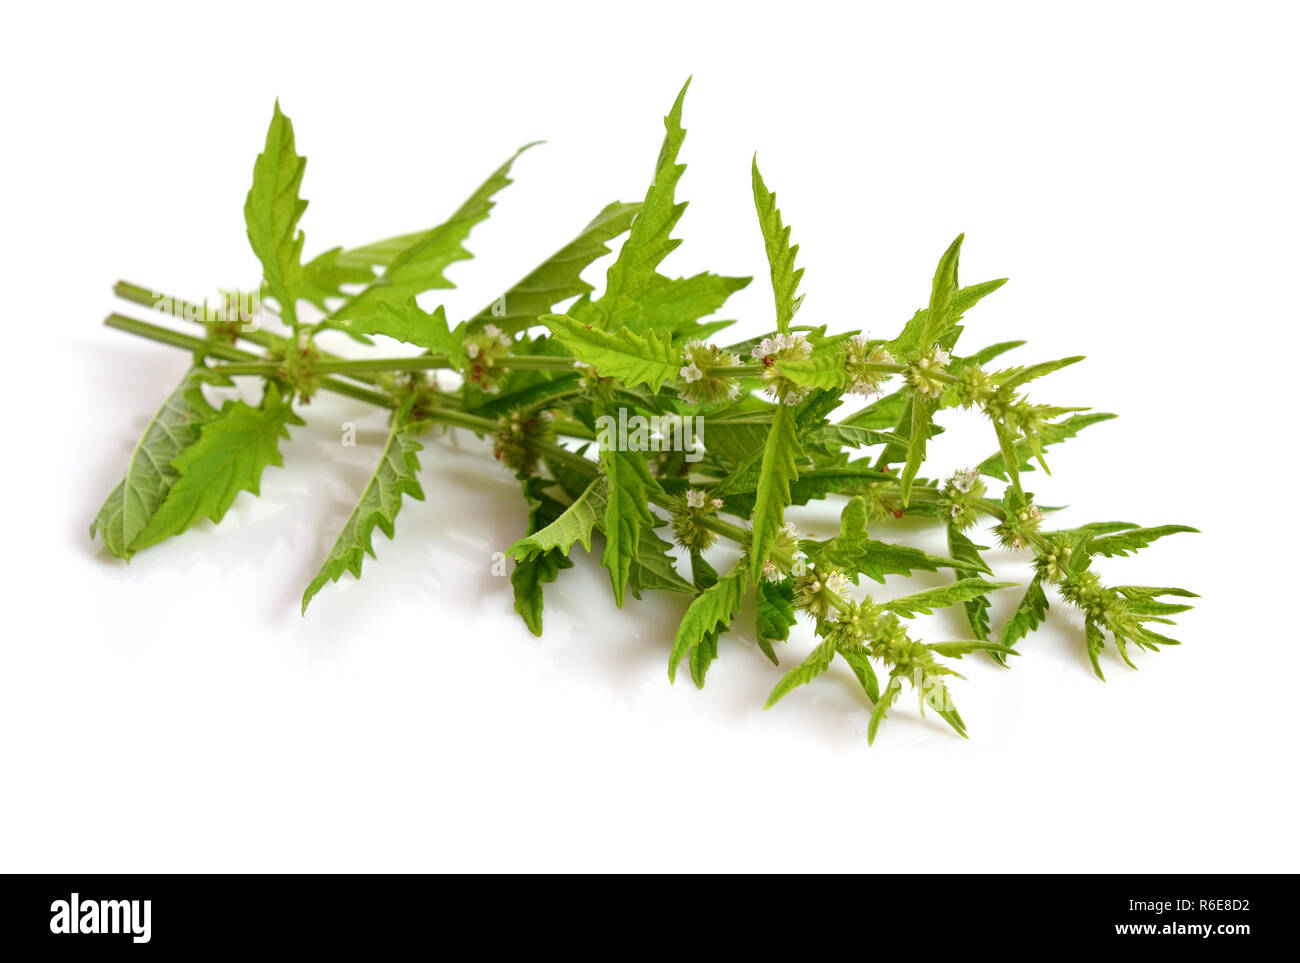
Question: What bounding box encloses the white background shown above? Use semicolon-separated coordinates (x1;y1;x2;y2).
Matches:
2;1;1296;872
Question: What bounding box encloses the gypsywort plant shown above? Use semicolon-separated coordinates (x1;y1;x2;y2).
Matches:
92;81;1197;742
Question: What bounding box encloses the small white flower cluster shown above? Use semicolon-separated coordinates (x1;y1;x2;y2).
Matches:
792;565;851;620
465;323;511;360
844;334;895;398
752;332;812;405
761;521;807;582
462;324;515;394
684;488;724;511
950;467;980;493
906;344;952;398
676;341;740;406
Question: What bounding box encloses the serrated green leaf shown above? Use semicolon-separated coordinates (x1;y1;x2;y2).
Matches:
927;640;1020;658
839;389;907;430
464;200;640;334
299;246;376;312
689;632;720;689
946;525;993;641
352;298;467;361
541;313;679;391
751;157;804;332
867;676;903;744
803;497;981;585
995;355;1086;390
510;476;576;635
92;366;222;560
900;394;939;505
330;143;536;331
999;577;1049;661
774;352;850;392
569;80;747;337
883;578;1016;618
1086;525;1199;558
635;273;750;337
748;405;801;581
302;402;426;612
598;420;662;606
1085;617;1107;680
763;638;836;709
668;561;748;682
803;424;909;456
132;382;302;550
921;234;964;347
507;476;604;559
627;525;695;598
755;577;796;664
977;413;1117;480
837;645;880;703
245;101;308;317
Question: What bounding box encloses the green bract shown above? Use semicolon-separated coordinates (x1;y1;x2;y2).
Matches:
92;82;1198;744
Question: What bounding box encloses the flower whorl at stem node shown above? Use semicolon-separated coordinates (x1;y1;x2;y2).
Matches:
269;334;322;403
952;364;995;408
670;488;724;551
463;323;513;395
844;335;894;398
941;468;986;530
1034;534;1075;584
758;521;807;583
493;407;555;474
752;332;812;405
995;497;1043;550
792;564;850;621
825;598;886;648
905;344;951;398
675;341;740;406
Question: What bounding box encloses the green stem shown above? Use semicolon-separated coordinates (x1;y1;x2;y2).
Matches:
705;364;763;377
115;280;382;386
104;314;392;408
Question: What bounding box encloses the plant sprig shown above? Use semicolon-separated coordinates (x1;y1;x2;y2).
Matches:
92;82;1197;744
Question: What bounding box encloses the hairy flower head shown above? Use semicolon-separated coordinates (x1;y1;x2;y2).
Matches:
492;408;554;474
752;332;812;406
844;335;894;398
671;488;724;551
792;565;850;621
676;341;740;406
905;344;951;399
941;468;986;530
463;325;513;395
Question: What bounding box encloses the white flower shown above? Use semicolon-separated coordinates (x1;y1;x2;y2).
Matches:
680;362;703;383
466;343;480;360
951;468;979;493
761;560;781;583
751;337;776;360
483;323;501;338
780;521;800;539
823;570;850;597
685;489;707;509
932;346;951;366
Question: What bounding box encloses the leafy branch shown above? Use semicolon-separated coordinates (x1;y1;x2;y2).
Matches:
91;85;1197;745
